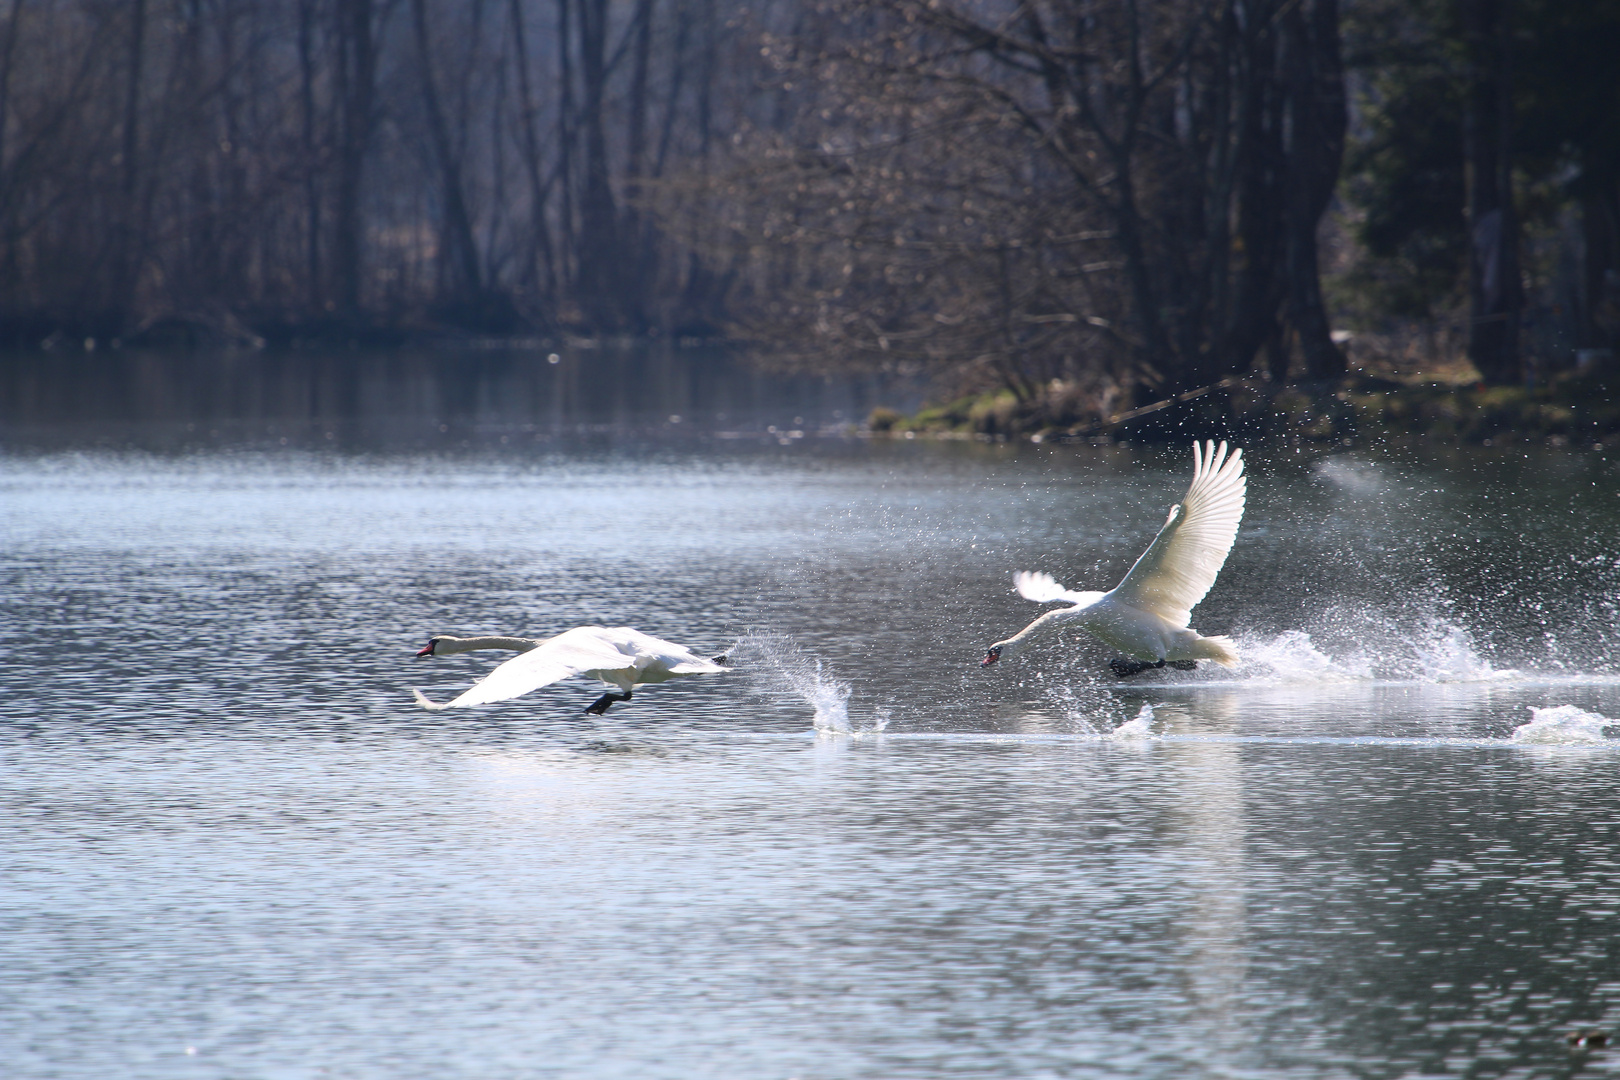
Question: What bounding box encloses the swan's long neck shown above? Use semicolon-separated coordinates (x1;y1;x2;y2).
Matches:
430;635;540;654
993;607;1081;658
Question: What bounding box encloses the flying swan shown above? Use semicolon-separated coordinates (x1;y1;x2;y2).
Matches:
982;440;1246;677
412;627;730;713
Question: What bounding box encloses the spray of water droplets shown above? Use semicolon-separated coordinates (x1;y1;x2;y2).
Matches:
1108;702;1165;740
727;631;889;736
1226;617;1513;684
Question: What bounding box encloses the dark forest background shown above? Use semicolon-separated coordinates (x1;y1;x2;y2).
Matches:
0;0;1615;422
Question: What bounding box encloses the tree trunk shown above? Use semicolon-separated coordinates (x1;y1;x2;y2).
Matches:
621;0;656;326
115;0;147;324
1462;0;1521;384
1110;174;1178;390
1222;1;1286;379
556;0;577;299
297;0;322;315
508;0;558;313
0;0;24;296
1581;187;1620;350
0;0;23;180
653;3;690;180
572;0;624;328
1280;0;1346;380
332;0;376;322
410;0;483;307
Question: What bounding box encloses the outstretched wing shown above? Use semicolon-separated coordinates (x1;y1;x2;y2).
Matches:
593;627;729;675
1014;570;1093;606
414;628;634;710
1109;440;1246;627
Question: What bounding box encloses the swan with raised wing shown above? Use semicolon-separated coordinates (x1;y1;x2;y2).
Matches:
982;440;1246;678
413;627;730;713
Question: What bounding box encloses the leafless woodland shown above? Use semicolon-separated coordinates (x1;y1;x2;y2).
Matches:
0;0;1608;417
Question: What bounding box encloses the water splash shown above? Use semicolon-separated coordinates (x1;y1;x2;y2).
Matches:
1411;618;1512;682
797;658;853;735
730;631;888;736
1313;457;1386;495
1227;617;1515;685
1235;629;1373;682
1050;683;1112;735
1511;705;1619;744
1108;702;1163;740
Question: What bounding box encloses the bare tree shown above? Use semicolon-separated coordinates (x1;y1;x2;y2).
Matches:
0;0;1353;386
710;0;1349;417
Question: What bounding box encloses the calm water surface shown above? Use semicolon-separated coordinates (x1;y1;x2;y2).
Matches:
5;429;1620;1078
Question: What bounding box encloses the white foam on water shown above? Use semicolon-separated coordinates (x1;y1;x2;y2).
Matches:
1511;705;1619;744
1222;617;1518;686
730;631;888;737
1108;702;1162;740
1233;629;1373;682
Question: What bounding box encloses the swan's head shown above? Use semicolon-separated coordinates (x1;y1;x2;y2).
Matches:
416;637;443;657
982;639;1020;667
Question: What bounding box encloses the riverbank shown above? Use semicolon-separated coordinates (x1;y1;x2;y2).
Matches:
866;368;1620;448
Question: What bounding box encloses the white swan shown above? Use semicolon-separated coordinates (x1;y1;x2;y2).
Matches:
413;627;730;713
983;440;1246;677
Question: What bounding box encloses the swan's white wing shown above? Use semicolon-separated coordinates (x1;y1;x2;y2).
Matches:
1109;440;1246;627
412;626;730;710
596;627;730;674
415;629;635;710
1014;570;1093;606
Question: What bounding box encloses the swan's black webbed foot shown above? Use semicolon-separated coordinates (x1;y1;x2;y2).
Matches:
1110;657;1200;678
710;654;730;665
1110;657;1167;678
585;691;632;715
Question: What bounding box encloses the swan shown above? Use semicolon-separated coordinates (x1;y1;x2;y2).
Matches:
983;439;1246;677
412;627;730;713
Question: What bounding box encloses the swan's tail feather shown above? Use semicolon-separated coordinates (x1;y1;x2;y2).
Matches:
1189;634;1240;667
412;687;454;711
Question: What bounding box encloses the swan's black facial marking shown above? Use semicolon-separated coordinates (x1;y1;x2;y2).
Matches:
982;645;1001;667
415;639;438;657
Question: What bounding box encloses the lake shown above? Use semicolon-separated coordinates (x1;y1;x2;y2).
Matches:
4;349;1620;1078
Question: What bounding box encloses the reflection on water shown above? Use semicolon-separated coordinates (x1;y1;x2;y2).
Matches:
0;343;914;449
4;432;1620;1077
1170;740;1248;1068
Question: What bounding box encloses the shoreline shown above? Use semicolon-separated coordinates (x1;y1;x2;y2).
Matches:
866;370;1620;449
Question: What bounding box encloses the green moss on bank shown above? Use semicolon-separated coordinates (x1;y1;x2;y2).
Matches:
867;372;1620;446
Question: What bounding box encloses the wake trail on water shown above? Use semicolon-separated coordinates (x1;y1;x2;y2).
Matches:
1059;701;1620;746
727;631;889;737
1212;542;1620;686
1048;605;1620;744
1225;619;1512;685
1161;602;1620;686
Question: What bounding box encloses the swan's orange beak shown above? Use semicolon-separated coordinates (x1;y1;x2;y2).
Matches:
981;647;1000;667
416;641;436;657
